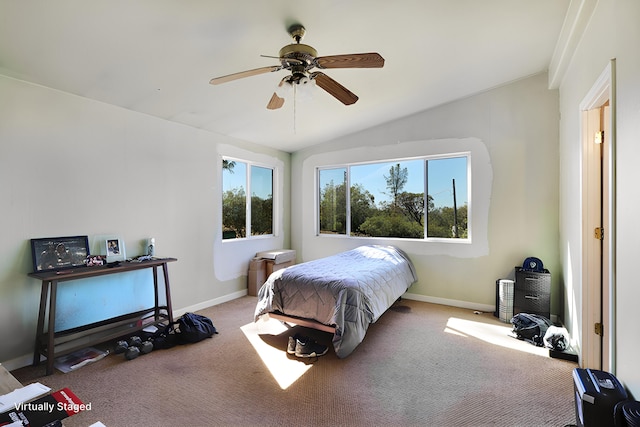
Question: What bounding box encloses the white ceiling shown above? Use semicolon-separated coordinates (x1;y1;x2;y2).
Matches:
0;0;570;153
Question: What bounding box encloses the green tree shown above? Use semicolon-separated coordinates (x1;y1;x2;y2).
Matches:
427;204;468;238
222;159;236;173
397;192;426;226
350;183;376;234
319;179;346;234
222;187;246;238
359;211;423;238
251;193;273;235
384;163;408;209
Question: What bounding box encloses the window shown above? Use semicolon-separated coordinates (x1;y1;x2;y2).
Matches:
222;159;273;240
318;154;469;240
319;167;347;234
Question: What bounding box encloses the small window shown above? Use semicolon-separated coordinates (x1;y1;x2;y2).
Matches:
223;159;274;240
318;168;347;235
250;165;273;236
426;156;468;238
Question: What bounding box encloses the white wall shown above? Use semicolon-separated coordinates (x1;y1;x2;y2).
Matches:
557;0;640;397
0;75;291;368
291;73;560;313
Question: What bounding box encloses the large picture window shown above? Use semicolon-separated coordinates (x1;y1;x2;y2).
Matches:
223;159;274;240
318;154;469;240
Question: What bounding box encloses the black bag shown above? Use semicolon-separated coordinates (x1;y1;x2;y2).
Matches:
510;313;552;346
149;323;179;349
176;312;218;344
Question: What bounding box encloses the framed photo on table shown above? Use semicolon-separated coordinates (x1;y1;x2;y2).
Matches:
30;235;90;273
105;237;126;262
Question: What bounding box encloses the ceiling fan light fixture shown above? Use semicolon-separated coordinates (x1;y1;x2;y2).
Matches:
275;74;316;101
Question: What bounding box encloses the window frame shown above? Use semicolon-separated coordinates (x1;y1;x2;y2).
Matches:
222;156;276;241
316;152;471;242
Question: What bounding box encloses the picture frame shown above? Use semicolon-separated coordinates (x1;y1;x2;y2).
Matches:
30;235;90;273
105;237;126;262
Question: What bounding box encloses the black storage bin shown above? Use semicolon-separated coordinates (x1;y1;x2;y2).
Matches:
514;267;551;319
573;368;628;427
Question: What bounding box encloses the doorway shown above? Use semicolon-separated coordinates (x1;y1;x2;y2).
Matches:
580;60;616;372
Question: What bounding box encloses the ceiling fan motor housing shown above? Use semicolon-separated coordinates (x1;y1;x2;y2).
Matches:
279;44;318;71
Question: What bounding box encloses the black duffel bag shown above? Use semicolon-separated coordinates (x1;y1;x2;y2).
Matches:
511;313;552;347
176;312;218;344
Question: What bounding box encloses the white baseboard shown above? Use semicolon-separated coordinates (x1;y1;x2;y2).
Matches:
403;293;558;323
403;292;495;313
174;289;247;317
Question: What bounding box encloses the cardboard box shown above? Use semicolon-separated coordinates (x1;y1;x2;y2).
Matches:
247;258;266;296
256;249;296;276
265;259;294;276
255;249;296;265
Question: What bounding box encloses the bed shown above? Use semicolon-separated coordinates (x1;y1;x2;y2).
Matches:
254;245;417;358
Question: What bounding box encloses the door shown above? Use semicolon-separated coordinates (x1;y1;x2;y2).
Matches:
581;103;610;370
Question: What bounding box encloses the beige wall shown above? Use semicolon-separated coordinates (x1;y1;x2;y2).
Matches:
291;72;560;313
556;0;640;397
0;75;291;368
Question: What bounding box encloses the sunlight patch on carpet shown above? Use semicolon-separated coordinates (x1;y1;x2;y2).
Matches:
445;317;549;357
240;318;313;390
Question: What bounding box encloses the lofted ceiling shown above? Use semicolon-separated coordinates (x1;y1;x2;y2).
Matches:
0;0;570;153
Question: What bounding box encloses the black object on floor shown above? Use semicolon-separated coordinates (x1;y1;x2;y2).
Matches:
573;368;627;427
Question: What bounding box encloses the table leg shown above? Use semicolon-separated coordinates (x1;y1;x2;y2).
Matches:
161;263;174;323
152;266;159;321
45;280;58;375
33;281;49;366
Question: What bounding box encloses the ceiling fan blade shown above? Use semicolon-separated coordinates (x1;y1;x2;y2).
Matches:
315;53;384;69
312;72;358;105
266;77;288;110
266;92;285;110
209;65;282;85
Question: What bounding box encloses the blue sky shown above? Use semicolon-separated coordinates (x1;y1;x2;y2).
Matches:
224;157;469;208
223;162;273;199
320;157;468;208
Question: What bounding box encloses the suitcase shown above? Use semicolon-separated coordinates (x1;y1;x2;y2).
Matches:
573;368;628;427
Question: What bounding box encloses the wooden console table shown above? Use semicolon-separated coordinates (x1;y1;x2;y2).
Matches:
29;258;176;375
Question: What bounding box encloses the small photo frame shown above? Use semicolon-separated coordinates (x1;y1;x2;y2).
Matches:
105;238;126;263
84;254;107;267
31;235;90;273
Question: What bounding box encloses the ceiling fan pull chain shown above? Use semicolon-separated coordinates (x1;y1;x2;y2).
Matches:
293;84;297;134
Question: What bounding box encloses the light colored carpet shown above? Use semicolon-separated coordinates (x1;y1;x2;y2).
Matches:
13;296;578;426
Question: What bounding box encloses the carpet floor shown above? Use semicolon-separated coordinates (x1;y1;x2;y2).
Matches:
12;296;578;426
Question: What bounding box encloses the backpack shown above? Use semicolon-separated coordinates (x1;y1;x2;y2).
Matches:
176;312;218;344
510;313;552;347
149;312;218;348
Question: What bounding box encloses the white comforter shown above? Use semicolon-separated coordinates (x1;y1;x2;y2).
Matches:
254;245;417;358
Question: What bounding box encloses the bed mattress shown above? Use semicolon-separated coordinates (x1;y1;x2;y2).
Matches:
254;245;417;357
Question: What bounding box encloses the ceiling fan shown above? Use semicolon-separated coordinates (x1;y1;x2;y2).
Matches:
209;24;384;110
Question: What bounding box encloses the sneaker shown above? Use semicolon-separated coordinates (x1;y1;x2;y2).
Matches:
287;334;305;354
294;337;328;358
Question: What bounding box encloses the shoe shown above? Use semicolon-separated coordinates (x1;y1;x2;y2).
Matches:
294;337;328;358
287;334;305;354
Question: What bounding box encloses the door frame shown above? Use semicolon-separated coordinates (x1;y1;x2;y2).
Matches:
580;59;616;372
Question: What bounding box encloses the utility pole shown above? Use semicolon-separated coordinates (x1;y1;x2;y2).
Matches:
452;178;458;238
